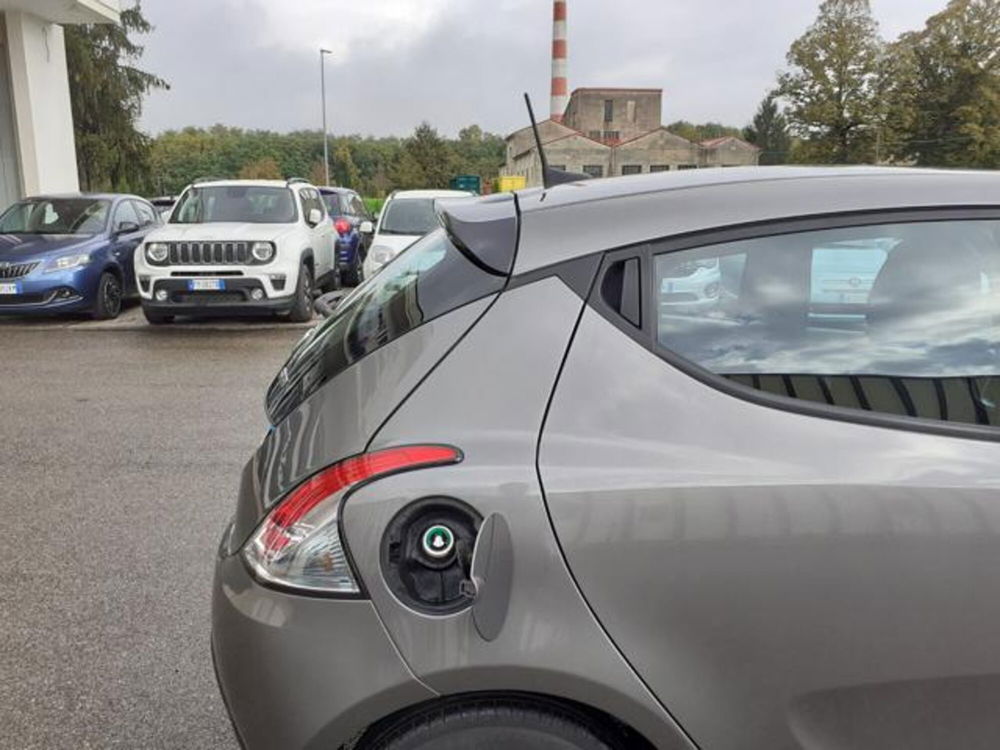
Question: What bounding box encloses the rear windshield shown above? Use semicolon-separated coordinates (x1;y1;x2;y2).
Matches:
379;198;439;235
320;192;349;216
171;186;297;224
266;228;504;424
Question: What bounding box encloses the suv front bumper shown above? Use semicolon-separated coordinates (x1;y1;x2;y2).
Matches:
142;278;295;317
212;545;434;749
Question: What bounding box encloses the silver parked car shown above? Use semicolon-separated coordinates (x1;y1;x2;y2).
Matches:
213;167;1000;750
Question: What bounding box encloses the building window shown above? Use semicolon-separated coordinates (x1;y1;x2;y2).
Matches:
603;131;620;142
583;165;604;178
678;164;699;170
621;165;643;175
588;130;602;140
604;99;614;123
550;164;567;172
650;165;671;173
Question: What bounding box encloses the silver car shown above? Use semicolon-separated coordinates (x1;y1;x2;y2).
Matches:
213;167;1000;750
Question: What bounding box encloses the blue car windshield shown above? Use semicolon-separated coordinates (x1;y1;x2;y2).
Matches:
0;198;110;235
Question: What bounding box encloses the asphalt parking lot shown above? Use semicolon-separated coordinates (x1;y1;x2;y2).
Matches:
0;310;308;748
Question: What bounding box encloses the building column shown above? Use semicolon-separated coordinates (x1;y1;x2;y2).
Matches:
5;10;79;197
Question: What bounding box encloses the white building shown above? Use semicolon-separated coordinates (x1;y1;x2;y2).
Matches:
0;0;120;208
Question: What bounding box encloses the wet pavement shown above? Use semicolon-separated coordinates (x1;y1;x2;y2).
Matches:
0;318;306;748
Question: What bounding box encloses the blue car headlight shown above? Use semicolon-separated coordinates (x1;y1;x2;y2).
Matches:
44;253;91;273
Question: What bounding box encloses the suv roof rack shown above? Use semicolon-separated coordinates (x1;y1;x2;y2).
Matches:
192;176;228;185
286;177;311;186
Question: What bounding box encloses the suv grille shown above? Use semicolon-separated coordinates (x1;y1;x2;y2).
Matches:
167;242;251;265
0;261;39;279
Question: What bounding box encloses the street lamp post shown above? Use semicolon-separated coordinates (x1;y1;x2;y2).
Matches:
320;48;332;186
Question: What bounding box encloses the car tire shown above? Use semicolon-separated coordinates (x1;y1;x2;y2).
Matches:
360;697;624;750
91;271;123;320
287;262;313;323
343;256;362;287
142;307;173;325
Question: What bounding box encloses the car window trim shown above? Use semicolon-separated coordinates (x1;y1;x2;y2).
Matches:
585;206;1000;443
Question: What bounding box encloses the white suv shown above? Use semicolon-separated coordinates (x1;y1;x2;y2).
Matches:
135;178;335;324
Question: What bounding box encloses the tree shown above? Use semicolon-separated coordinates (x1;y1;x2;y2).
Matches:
389;150;427;190
743;94;791;165
238;156;282;179
453;124;505;183
331;143;361;188
776;0;885;163
64;2;167;191
145;124;503;197
404;123;455;188
666;121;742;142
308;159;327;187
887;0;1000;167
458;124;483;143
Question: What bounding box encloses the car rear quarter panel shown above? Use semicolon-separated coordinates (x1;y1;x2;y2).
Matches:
230;297;494;548
343;278;695;750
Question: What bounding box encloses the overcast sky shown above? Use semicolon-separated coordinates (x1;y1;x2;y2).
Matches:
136;0;947;138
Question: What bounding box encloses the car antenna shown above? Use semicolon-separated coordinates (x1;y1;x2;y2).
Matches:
523;92;591;189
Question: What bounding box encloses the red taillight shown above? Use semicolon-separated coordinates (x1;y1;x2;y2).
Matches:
270;444;462;531
334;218;351;236
244;444;463;593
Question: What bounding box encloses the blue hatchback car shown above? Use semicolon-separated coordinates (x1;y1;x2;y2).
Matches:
0;194;160;319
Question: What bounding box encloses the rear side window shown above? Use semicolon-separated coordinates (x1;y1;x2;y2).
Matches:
266;228;505;424
653;220;1000;427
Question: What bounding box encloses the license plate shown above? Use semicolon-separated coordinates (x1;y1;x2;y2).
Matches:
188;279;225;291
0;282;20;295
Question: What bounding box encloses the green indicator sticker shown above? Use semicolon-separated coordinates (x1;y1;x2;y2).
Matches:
422;524;455;558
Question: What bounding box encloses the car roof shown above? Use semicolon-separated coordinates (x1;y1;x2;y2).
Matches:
317;186;355;195
389;189;475;200
512;166;1000;274
24;193;142;202
186;179;295;189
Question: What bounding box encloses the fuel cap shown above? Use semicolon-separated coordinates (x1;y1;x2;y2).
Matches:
422;524;455;559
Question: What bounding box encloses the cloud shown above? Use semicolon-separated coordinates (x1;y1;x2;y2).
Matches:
135;0;952;137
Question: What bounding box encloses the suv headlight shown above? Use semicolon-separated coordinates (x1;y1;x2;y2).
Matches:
145;243;168;263
369;246;395;268
251;242;275;263
44;253;90;273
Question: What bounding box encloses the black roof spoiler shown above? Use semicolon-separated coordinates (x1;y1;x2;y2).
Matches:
436;193;518;277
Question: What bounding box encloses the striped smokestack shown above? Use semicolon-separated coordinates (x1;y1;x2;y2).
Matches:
550;0;568;122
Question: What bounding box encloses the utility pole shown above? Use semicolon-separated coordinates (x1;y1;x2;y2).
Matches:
320;48;332;185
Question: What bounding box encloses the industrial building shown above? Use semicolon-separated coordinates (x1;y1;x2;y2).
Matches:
0;0;119;208
504;1;760;186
